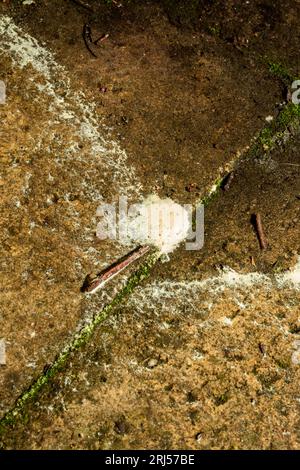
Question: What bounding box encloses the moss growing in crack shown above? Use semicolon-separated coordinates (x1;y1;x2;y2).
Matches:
214;391;229;406
251;103;300;155
201;177;224;208
277;103;300;126
258;126;273;148
267;61;293;85
274;358;290;370
207;25;220;37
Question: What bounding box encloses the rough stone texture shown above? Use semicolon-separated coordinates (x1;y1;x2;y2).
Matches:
2;276;300;450
0;0;299;450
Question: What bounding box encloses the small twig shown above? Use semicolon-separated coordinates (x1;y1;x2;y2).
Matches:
82;245;151;293
94;33;109;45
222;171;235;191
252;213;268;250
82;25;109;57
82;23;97;58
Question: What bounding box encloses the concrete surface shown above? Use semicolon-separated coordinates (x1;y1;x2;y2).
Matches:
0;0;299;450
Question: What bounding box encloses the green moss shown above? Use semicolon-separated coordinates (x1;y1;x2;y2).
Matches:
277;103;300;125
207;24;221;36
258;126;273;147
251;103;300;155
267;61;293;84
201;177;224;207
207;25;220;36
214;392;229;406
272;259;285;273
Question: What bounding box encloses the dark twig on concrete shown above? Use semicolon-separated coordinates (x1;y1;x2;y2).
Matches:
82;245;151;293
252;213;268;250
82;23;97;57
222;171;235;191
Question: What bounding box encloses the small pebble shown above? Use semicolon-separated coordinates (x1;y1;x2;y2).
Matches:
147;358;158;369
